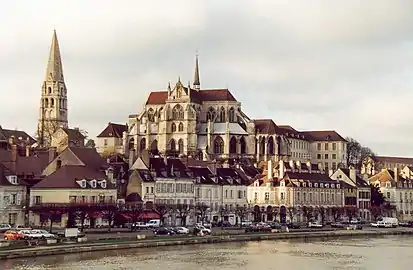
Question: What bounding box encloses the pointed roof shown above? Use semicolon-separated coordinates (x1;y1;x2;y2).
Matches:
97;123;127;138
193;55;200;88
45;30;64;82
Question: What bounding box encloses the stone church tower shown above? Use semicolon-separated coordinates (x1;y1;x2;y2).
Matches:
37;30;68;147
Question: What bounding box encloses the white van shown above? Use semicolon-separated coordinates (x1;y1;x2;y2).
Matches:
373;217;398;228
146;219;161;228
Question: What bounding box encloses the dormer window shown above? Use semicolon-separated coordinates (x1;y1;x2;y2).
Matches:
100;180;107;189
325;184;329;188
280;181;285;187
386;182;391;188
79;179;87;188
303;182;306;188
90;180;97;188
331;184;335;188
309;183;312;188
337;184;340;189
315;183;318;188
7;175;18;185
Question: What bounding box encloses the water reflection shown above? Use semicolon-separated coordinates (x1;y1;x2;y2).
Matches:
5;236;413;270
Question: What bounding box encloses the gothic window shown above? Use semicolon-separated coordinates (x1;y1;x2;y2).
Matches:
169;139;176;151
214;136;224;154
139;138;146;152
228;107;235;122
147;108;155;122
178;139;184;154
171;123;177;132
128;138;135;150
44;98;48;108
48;87;52;94
229;137;237;154
268;136;275;155
158;107;164;118
259;137;265;154
178;122;184;132
240;137;246;154
151;140;158;153
206;107;216;122
188;106;195;119
218;107;226;122
172;104;184;120
51;98;55;107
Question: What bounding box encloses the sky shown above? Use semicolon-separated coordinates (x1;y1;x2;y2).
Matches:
0;0;413;156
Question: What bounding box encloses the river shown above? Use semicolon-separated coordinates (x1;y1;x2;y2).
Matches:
4;235;413;270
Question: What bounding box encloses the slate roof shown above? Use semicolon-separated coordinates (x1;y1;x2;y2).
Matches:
188;166;216;184
145;89;237;105
97;123;128;138
300;130;346;142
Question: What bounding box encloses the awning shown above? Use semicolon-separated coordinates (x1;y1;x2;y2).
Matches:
119;213;132;220
139;212;160;219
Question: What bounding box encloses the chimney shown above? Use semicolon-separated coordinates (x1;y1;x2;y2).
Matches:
9;135;15;145
279;160;285;179
107;167;114;183
349;167;357;183
25;145;30;157
11;144;17;163
267;160;273;180
48;147;57;162
296;160;301;173
394;167;398;182
56;159;62;170
289;160;294;171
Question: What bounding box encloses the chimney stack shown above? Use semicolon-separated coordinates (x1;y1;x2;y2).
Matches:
394;167;398;182
306;161;312;173
107;167;114;183
267;160;273;180
289;160;294;171
349;166;357;183
296;160;301;173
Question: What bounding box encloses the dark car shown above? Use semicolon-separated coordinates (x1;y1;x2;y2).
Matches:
347;224;362;230
268;222;282;229
245;224;272;233
399;221;413;227
154;227;175;236
331;222;345;228
285;223;301;229
215;221;232;227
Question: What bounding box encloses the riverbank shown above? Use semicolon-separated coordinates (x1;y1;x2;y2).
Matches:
1;228;412;260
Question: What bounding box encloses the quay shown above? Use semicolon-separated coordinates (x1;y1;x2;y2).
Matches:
0;228;412;260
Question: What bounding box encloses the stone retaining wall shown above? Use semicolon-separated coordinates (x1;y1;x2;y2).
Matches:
1;229;412;260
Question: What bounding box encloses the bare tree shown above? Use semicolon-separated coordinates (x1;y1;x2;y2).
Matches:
173;204;192;226
235;205;249;227
287;206;297;224
85;139;96;148
195;203;209;224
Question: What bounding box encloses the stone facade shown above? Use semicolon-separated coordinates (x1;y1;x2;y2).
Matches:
37;30;68;147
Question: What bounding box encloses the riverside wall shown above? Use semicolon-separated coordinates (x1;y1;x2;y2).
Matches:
1;229;412;260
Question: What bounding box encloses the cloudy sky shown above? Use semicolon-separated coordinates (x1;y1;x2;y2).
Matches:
1;0;412;156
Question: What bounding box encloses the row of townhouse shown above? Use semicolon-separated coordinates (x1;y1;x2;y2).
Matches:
248;160;372;223
127;156;257;225
368;166;413;221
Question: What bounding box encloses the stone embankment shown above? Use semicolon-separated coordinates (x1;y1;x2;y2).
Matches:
0;228;412;260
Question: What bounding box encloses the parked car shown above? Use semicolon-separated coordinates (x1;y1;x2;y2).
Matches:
245;224;272;233
14;225;31;230
32;230;56;238
0;224;11;233
331;222;345;228
285;223;301;229
267;222;282;229
131;222;148;231
202;222;212;229
308;222;323;228
215;221;232;227
154;227;175;236
19;230;43;239
146;219;161;229
399;221;413;227
241;220;253;227
174;227;189;234
347;224;362;230
195;225;211;235
4;230;25;240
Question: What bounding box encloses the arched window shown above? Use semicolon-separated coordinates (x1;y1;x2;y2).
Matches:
229;137;237;154
139;138;146;152
206;107;216;122
51;98;55;107
214;136;224;154
158;107;164;118
240;137;246;154
178;122;184;132
147;108;155;122
219;107;226;122
48;87;52;94
169;139;176;151
171;123;177;132
172;105;184;120
259;137;265;155
228;107;235;122
128;138;135;150
151;140;158;153
178;139;184;153
268;136;275;155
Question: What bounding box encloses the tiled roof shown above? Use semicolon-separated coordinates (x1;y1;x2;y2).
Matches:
145;89;237;105
0;164;13;186
254;119;278;135
33;165;115;189
0;126;36;145
300;130;346;142
62;128;85;139
217;168;243;185
69;147;108;171
374;156;413;165
137;169;155;182
188;166;216;184
97;123;128;138
285;171;337;183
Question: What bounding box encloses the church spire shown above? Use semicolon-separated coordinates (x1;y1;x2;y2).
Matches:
45;30;64;82
193;54;200;90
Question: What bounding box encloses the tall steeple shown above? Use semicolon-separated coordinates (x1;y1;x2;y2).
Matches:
193;54;200;90
37;30;68;147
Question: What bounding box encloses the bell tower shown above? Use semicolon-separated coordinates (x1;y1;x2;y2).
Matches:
37;30;68;147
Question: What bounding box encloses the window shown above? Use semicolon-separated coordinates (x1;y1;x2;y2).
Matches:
218;107;226;122
8;213;17;226
206;107;216;121
254;192;258;201
69;196;76;203
99;195;105;203
171;123;177;132
10;194;17;205
146;187;149;193
265;192;270;201
325;143;329;150
178;139;184;154
332;154;337;159
178;122;184;132
230;190;233;198
240;137;246;154
325;162;328;170
297;192;300;201
228;107;235;122
324;154;328;159
91;196;96;203
238;190;243;199
317;154;322;159
315;183;318;188
332;162;337;170
317;143;321;150
309;193;312;202
147;108;155;122
34;196;42;204
104;139;108;147
332;143;336;150
172;105;184;120
214;136;224;154
225;190;228;198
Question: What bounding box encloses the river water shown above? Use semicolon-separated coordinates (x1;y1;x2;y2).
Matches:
4;235;413;270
